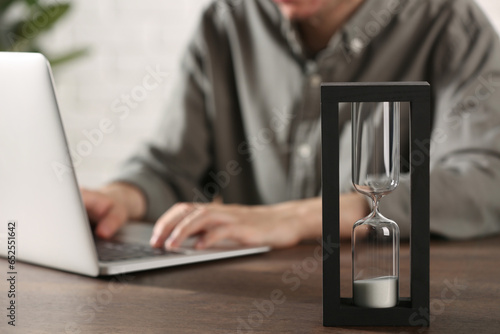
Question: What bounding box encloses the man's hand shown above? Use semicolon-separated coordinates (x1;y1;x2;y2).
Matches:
149;194;369;250
81;182;146;239
149;198;324;250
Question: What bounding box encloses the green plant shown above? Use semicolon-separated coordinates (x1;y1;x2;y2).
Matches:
0;0;87;65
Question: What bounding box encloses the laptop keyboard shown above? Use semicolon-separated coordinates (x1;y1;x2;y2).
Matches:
95;239;182;262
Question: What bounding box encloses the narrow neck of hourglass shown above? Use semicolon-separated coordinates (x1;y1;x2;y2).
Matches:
369;195;383;217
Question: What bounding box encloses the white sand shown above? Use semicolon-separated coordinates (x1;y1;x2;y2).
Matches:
353;276;398;308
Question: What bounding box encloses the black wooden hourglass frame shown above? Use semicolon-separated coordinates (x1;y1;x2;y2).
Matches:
321;82;430;327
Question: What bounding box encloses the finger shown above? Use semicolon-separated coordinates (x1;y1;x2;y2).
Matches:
165;208;231;249
94;204;128;239
80;188;112;223
150;203;196;247
194;225;234;249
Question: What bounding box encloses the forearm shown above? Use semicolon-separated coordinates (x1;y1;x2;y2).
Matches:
429;162;500;239
280;197;322;241
281;193;369;242
380;153;500;239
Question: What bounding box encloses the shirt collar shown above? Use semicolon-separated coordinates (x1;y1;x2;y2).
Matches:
269;0;408;62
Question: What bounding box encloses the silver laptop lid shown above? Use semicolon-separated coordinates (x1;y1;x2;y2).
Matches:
0;52;99;276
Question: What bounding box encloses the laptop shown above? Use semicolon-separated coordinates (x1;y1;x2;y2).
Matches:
0;52;270;276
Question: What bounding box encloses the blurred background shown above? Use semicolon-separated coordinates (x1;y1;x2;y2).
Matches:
4;0;499;188
37;0;212;187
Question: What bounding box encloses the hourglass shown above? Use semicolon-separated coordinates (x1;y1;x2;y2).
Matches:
351;101;400;308
321;82;431;327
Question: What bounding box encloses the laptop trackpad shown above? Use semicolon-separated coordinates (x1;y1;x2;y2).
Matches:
110;221;200;251
111;221;156;245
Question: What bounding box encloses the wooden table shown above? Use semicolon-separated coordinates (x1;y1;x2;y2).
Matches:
1;236;499;334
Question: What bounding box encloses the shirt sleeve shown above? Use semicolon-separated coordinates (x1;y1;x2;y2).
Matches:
380;1;500;239
110;16;214;222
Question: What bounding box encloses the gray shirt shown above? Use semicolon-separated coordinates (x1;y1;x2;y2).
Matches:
113;0;500;239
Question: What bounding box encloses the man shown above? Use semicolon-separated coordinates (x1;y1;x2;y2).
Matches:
82;0;500;250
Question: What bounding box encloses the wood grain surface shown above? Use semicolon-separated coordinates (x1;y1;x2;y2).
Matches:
1;236;499;334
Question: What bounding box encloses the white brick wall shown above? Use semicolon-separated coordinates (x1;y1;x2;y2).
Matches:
40;0;500;188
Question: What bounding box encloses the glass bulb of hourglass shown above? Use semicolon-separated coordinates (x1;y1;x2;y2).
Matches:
351;101;400;308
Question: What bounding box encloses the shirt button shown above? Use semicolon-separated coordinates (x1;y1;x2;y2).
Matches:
306;61;317;74
297;144;312;159
350;38;364;53
310;74;322;88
